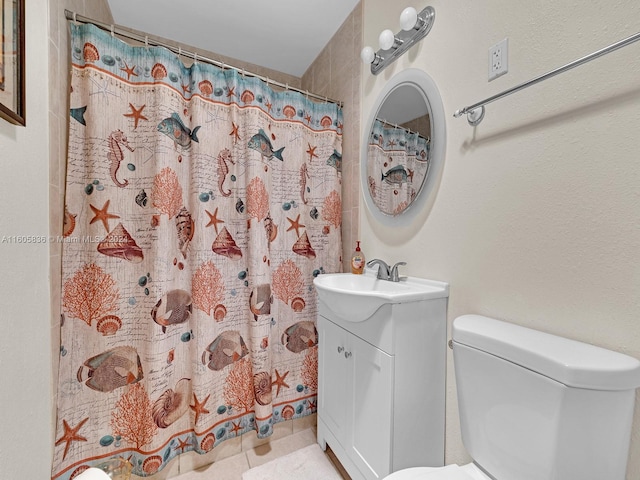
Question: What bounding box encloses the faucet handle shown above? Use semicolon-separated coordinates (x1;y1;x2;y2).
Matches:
390;262;406;282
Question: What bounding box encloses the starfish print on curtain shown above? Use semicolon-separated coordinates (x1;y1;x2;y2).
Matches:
53;23;342;480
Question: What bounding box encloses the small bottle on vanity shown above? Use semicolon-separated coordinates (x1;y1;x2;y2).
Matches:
350;241;365;274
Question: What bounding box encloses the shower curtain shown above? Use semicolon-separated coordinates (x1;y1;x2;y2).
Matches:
366;120;430;216
53;23;342;479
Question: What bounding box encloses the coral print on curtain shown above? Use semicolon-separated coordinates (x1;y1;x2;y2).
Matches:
366;119;430;216
53;23;342;479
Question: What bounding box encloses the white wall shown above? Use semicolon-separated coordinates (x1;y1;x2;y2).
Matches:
0;0;51;477
361;0;640;477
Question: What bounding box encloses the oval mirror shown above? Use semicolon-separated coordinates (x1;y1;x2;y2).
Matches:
361;69;446;226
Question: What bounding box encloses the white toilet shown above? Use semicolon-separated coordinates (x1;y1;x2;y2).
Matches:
385;314;640;480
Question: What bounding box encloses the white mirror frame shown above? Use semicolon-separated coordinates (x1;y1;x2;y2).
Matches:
361;68;446;227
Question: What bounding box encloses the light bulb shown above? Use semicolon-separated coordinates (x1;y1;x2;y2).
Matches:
379;29;396;50
360;46;375;65
400;7;418;31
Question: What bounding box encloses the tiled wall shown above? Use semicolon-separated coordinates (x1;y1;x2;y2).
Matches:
302;2;362;271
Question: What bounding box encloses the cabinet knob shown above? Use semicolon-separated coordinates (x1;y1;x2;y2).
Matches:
344;351;352;359
337;346;344;353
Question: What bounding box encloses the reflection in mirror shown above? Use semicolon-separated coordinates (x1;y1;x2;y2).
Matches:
366;84;432;216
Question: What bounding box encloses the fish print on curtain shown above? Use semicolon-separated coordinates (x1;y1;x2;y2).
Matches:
53;23;342;479
366;119;430;216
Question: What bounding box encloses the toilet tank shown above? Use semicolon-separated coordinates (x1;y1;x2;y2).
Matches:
452;315;640;480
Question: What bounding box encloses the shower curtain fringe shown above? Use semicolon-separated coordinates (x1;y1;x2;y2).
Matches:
64;9;343;108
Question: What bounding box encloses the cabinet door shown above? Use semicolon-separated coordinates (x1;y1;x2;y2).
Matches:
318;316;349;446
349;334;394;479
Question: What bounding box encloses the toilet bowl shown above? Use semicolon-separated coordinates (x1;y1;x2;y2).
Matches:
384;315;640;480
385;463;487;480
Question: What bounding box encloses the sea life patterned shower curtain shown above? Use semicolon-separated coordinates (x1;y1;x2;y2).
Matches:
366;119;430;216
53;23;342;479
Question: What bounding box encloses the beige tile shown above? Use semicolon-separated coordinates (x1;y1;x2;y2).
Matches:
330;26;354;78
300;62;314;91
353;1;363;41
64;0;88;18
240;418;293;451
49;183;63;242
49;0;60;48
49;113;61;189
50;253;62;323
177;451;249;480
89;0;114;23
176;425;319;478
292;413;317;433
49;41;63;117
311;47;331;95
245;428;317;468
58;20;71;115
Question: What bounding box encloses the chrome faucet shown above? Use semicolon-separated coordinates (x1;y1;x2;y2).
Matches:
390;262;406;282
366;259;390;280
366;259;406;282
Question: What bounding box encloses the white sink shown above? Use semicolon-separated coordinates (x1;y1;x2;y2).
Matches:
313;269;449;322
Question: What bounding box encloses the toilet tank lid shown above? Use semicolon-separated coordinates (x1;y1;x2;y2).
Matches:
452;315;640;391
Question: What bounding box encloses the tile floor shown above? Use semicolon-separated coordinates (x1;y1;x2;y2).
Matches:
172;427;350;480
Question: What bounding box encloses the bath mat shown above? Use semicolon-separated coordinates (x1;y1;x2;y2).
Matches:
242;443;343;480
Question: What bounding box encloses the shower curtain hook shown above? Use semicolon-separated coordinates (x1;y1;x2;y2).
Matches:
194;52;198;65
110;24;114;37
73;12;77;23
242;68;245;77
178;47;182;58
144;35;149;49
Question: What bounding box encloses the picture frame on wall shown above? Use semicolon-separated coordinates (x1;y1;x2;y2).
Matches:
0;0;24;126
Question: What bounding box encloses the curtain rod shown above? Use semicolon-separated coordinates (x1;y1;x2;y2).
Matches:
64;10;343;108
374;117;423;138
453;30;640;126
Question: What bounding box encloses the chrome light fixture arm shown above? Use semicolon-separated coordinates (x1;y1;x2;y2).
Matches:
362;6;436;75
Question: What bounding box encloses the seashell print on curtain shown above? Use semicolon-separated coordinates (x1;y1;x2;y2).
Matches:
366;119;431;216
53;23;342;480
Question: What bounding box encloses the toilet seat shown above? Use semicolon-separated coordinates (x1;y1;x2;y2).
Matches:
383;463;490;480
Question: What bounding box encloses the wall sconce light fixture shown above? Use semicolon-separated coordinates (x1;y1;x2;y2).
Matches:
361;6;435;75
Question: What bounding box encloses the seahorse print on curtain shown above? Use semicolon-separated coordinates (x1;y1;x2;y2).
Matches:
53;23;343;480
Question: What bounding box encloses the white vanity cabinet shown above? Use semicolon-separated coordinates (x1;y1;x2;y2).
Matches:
315;276;448;480
319;317;395;478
